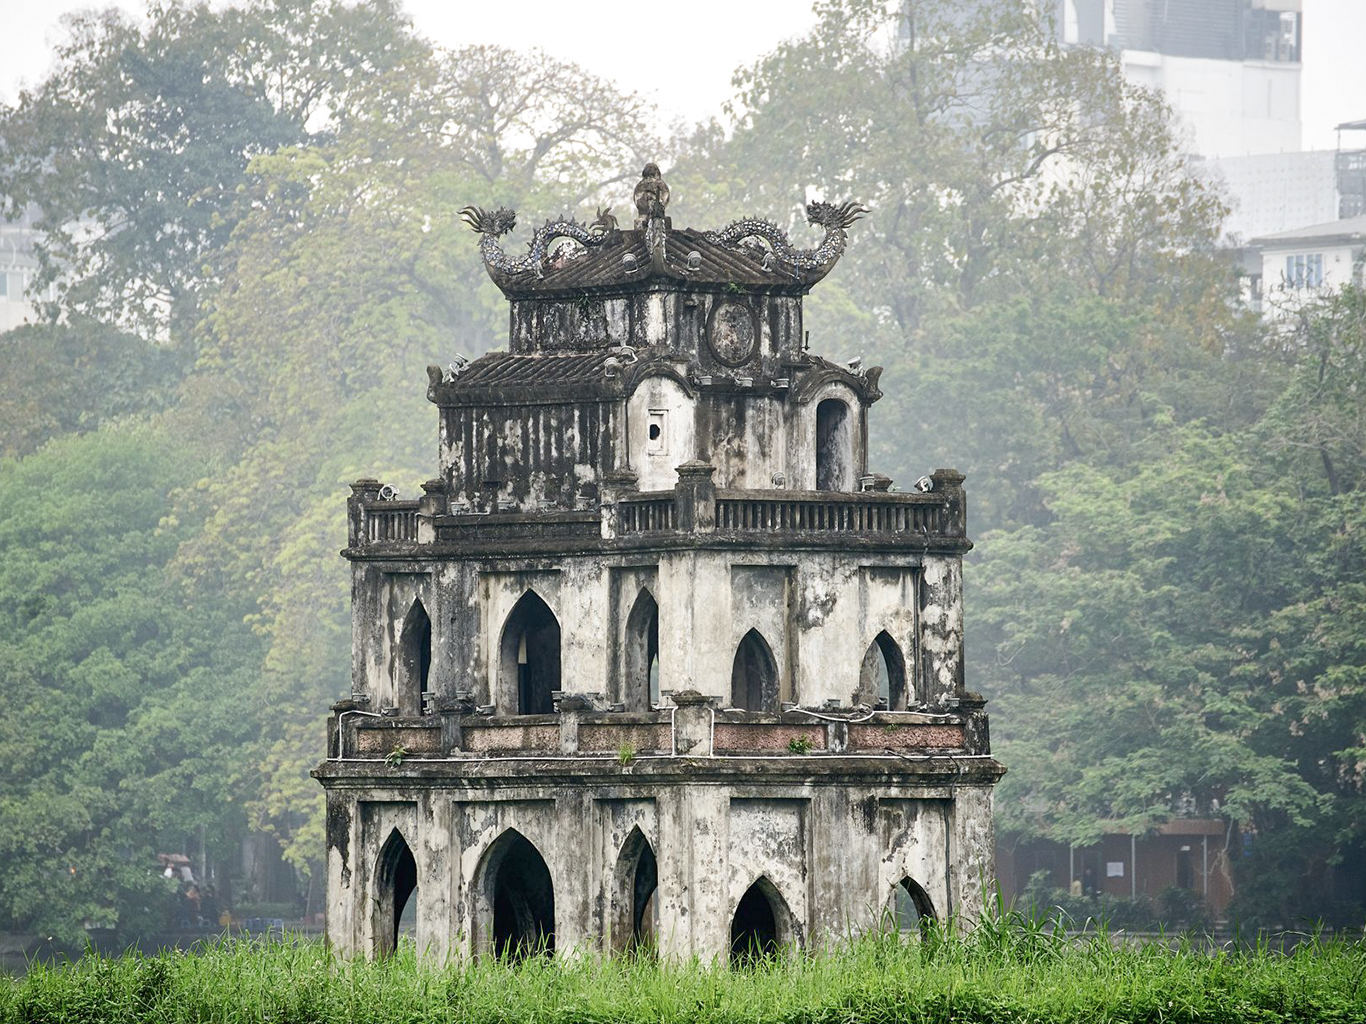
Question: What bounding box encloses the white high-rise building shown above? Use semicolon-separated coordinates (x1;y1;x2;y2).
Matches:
1054;0;1303;160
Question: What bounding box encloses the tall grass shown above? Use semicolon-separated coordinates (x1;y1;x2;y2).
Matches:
3;913;1365;1023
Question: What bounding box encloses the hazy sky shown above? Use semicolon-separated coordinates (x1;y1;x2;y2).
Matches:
0;0;1361;150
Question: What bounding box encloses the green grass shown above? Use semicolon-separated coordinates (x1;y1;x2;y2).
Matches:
3;919;1365;1023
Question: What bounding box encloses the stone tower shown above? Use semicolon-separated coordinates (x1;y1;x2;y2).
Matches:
314;166;1003;962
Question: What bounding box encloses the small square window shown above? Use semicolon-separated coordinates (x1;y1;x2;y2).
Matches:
647;410;667;455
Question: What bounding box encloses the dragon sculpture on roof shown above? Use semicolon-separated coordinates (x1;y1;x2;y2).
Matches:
459;206;606;279
702;200;869;276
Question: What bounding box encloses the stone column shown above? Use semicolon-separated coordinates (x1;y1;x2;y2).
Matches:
599;469;638;540
674;461;716;533
671;689;715;756
417;477;445;544
920;554;965;704
947;784;996;929
348;479;381;547
558;693;591;753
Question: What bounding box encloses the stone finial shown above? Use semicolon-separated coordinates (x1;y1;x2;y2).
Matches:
633;163;670;227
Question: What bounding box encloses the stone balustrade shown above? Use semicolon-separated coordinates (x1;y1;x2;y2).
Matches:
330;695;988;762
347;467;967;551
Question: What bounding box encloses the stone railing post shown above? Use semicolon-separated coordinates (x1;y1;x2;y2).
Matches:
348;479;381;547
671;689;715;756
436;695;475;753
674;461;716;534
599;469;638;539
418;478;445;544
959;691;990;755
930;468;966;537
557;693;592;753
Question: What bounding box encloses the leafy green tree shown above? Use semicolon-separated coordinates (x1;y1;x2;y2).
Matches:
0;428;263;942
0;0;426;338
0;321;187;458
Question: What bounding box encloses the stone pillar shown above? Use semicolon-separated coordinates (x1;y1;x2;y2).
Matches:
670;689;714;756
558;693;591;753
348;479;381;547
931;467;966;537
436;696;475;753
599;469;638;540
947;784;996;929
417;477;445;544
959;691;990;755
674;461;716;533
920;554;965;704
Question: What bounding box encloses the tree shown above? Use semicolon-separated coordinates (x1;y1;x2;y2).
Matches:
0;428;263;941
670;0;1225;338
0;321;187;458
0;0;426;338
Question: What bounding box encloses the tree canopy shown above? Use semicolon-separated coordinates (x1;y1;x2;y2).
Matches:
0;0;1361;936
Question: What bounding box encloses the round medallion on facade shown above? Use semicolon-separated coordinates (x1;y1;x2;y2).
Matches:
706;300;758;366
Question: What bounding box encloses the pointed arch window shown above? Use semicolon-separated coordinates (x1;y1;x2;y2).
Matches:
473;828;555;960
892;876;936;937
860;631;908;710
398;600;432;715
730;876;791;964
611;826;658;953
815;398;854;491
623;589;660;711
374;829;417;958
731;629;779;713
498;591;561;715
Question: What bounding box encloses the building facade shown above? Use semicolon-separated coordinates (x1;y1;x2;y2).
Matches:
314;167;1003;962
1247;213;1366;314
0;207;49;334
1055;0;1303;160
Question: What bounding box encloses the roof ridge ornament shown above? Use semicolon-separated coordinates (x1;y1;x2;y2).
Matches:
633;162;670;228
703;200;869;277
459;205;606;279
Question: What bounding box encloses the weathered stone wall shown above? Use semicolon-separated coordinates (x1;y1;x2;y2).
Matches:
508;291;803;366
318;763;999;962
349;547;961;714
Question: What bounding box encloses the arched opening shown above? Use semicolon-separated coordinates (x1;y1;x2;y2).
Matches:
475;829;556;961
731;629;779;712
373;829;417;958
611;826;658;953
398;599;432;715
815;398;854;491
498;591;561;715
892;876;936;938
860;631;908;710
730;876;789;964
623;589;660;711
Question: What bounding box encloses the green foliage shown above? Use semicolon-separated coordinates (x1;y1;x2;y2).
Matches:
0;429;263;942
617;743;637;766
1;0;1363;941
4;931;1366;1023
0;322;188;458
0;0;427;337
787;735;814;754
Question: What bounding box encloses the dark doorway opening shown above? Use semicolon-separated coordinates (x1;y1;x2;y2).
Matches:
860;631;908;710
623;589;660;711
499;591;561;714
612;827;658;953
815;398;853;491
892;876;935;937
398;600;432;715
487;831;555;960
731;629;779;712
375;829;417;958
730;877;783;964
